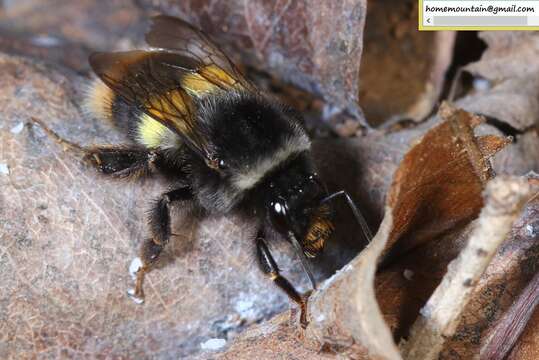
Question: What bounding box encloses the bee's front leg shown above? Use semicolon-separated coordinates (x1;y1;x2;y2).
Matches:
128;186;194;304
256;232;310;328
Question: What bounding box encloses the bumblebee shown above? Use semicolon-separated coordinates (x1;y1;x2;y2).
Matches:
32;15;371;326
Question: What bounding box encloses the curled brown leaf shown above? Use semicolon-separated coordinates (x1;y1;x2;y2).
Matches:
218;104;512;359
401;177;536;360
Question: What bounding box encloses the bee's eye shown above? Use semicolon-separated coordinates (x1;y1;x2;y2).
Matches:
218;159;227;170
269;200;289;234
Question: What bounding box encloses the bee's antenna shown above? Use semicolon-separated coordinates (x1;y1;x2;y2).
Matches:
287;231;317;290
321;191;373;243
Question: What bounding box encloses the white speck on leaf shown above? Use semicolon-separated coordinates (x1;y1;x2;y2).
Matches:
234;298;255;318
0;163;9;175
127;288;144;304
200;338;226;351
403;269;414;280
420;304;433;318
10;122;24;134
526;223;537;237
31;34;62;47
473;77;491;91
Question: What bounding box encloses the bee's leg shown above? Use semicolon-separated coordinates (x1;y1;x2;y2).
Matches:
128;186;194;304
30;117;87;153
321;190;373;242
256;233;309;328
83;145;160;180
30;117;158;180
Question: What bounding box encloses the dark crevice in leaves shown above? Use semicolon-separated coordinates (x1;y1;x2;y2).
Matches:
442;31;488;102
482;115;525;139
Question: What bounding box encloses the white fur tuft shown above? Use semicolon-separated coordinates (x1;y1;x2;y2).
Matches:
232;133;311;190
82;78;114;121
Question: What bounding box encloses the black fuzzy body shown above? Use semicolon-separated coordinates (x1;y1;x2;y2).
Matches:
107;89;325;247
189;92;312;214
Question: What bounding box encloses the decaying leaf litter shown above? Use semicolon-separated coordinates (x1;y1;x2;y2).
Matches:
0;0;538;359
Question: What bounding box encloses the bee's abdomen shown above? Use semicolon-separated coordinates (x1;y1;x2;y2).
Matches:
84;79;179;149
84;78;132;131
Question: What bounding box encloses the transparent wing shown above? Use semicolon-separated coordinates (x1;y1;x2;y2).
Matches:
145;15;257;92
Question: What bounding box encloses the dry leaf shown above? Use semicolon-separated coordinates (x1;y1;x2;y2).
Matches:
423;31;539;359
374;103;510;341
482;262;539;360
0;0;143;51
452;32;539;183
358;0;455;125
0;0;145;73
507;296;539;360
438;190;539;359
307;104;510;358
401;177;535;359
459;32;539;132
137;0;368;122
383;104;509;257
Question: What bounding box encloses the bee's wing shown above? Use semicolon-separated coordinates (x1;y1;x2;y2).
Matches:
145;15;257;93
89;50;214;161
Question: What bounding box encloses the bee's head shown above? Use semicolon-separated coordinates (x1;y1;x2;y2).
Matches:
266;172;334;258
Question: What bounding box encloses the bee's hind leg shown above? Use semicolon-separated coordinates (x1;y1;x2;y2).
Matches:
30;117;87;153
30;117;161;180
256;231;310;328
83;145;160;180
128;186;194;304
